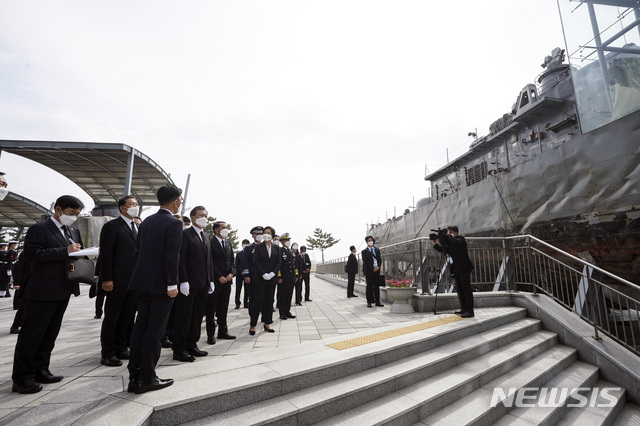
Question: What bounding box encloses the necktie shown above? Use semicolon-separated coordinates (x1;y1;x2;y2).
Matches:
200;231;207;246
221;240;225;250
131;221;138;238
62;225;73;243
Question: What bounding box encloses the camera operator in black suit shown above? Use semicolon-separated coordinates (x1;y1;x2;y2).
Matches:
431;225;474;318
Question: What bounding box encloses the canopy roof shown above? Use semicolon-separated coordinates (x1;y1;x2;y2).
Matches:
0;191;52;227
0;140;173;206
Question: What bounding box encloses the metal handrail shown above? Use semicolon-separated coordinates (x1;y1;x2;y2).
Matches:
317;234;640;355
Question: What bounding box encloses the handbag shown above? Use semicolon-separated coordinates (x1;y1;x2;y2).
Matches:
67;258;95;285
377;274;386;287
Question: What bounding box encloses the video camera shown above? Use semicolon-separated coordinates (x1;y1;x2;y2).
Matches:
429;228;449;246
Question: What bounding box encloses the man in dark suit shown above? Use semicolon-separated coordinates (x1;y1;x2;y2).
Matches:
362;236;384;308
1;241;18;297
432;226;475;318
292;243;303;305
300;246;312;302
98;195;139;367
173;206;214;362
11;195;85;394
207;221;236;344
127;184;182;394
234;239;250;309
276;233;297;320
346;246;359;298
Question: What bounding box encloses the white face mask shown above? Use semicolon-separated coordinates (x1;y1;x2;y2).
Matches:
292;244;298;250
220;229;229;238
255;235;263;243
195;217;208;228
0;187;8;201
263;234;272;242
126;206;139;218
367;240;374;247
184;225;190;230
60;213;78;226
242;244;248;249
274;240;281;246
284;241;291;248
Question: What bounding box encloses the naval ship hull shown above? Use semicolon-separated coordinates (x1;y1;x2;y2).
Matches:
371;108;640;283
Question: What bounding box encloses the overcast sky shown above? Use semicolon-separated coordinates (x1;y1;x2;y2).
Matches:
0;1;565;262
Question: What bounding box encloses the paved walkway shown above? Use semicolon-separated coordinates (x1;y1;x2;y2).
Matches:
0;275;434;424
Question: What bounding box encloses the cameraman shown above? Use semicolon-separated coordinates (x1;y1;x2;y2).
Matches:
431;226;474;318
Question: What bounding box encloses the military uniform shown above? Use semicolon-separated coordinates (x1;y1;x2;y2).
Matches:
0;243;14;296
276;234;297;320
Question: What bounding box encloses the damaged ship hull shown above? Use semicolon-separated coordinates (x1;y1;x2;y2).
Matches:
371;108;640;283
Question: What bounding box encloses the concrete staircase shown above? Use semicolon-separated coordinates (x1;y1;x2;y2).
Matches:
115;307;639;425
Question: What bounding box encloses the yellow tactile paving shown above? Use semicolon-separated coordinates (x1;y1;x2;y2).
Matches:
325;315;465;350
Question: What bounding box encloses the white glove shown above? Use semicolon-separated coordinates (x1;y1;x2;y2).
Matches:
267;272;276;280
208;281;215;294
262;273;270;280
179;282;190;297
7;270;11;276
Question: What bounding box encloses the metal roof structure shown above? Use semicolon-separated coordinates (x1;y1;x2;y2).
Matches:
0;191;52;227
0;140;174;207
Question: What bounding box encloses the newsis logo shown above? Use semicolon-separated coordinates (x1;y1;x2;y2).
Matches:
490;387;621;408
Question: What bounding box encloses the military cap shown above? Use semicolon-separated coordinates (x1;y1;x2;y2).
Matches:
279;233;291;241
250;226;264;235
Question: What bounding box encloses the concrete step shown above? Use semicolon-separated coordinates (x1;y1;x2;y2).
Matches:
554;379;627;426
492;361;600;426
416;345;578;425
186;317;551;425
312;340;575;425
608;402;640;425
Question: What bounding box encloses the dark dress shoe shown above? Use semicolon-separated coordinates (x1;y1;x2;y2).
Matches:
127;379;137;393
173;352;196;362
249;329;256;336
243;304;248;309
263;325;275;333
101;356;123;367
235;304;240;309
305;299;313;302
94;314;102;319
295;302;302;306
10;326;19;334
161;337;173;348
35;369;63;383
375;303;384;307
187;347;208;357
285;313;296;319
454;310;464;314
351;294;358;297
12;379;43;394
115;350;130;360
460;312;475;318
217;332;236;340
279;315;288;320
134;376;174;394
207;336;216;345
367;303;372;308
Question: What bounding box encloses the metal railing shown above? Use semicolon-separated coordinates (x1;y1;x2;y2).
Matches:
317;235;640;355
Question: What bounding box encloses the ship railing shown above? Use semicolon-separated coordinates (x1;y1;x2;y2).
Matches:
317;235;640;356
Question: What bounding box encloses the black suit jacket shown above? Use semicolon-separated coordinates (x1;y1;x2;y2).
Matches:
210;236;235;282
361;246;382;276
346;252;358;274
23;218;84;301
255;243;281;282
434;235;474;274
178;226;214;290
128;209;182;294
278;246;296;284
301;253;311;274
99;216;137;288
